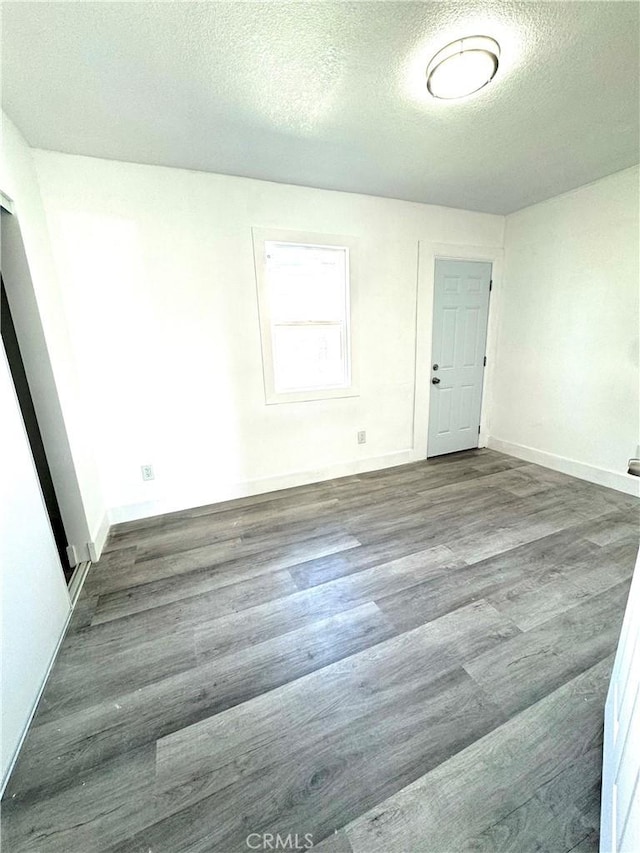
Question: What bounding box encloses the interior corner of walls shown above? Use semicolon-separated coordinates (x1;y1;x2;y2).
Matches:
478;431;490;448
486;436;640;497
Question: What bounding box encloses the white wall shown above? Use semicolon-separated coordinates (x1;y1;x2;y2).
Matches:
0;343;70;789
1;114;108;555
10;138;638;529
488;166;640;496
32;150;504;520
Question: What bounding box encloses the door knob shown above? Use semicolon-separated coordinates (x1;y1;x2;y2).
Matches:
432;377;440;385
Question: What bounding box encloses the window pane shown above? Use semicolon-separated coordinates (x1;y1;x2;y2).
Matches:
265;242;348;323
272;323;347;392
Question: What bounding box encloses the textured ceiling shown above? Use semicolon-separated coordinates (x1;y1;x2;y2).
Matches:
2;1;639;214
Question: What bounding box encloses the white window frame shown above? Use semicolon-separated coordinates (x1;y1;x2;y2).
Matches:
252;227;359;405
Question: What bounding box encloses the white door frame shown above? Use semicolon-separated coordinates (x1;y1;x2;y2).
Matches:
601;548;640;853
412;241;504;459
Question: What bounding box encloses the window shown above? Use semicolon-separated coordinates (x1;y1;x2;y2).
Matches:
253;229;358;404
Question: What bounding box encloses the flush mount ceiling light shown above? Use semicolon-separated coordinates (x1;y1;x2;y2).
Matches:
427;35;500;100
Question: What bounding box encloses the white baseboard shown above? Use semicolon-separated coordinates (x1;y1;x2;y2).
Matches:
487;437;640;497
88;512;111;561
108;448;420;525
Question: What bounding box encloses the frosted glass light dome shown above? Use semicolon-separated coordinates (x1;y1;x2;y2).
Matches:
427;36;500;100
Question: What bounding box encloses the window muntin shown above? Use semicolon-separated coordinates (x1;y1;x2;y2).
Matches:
256;236;355;402
265;241;350;393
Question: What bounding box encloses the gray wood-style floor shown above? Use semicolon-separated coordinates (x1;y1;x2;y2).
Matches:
2;449;639;853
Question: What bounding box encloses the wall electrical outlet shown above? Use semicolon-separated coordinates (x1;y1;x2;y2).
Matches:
141;464;155;481
357;430;367;445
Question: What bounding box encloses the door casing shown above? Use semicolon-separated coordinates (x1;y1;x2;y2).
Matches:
1;208;95;567
1;280;72;580
600;548;640;853
412;241;504;461
427;258;492;457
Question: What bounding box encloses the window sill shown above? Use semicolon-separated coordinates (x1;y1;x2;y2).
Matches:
265;386;360;405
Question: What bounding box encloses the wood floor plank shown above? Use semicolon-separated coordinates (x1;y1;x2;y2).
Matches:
0;745;156;853
290;530;471;590
346;485;517;546
82;545;138;595
472;461;573;496
533;746;602;842
3;449;636;853
116;530;360;595
155;600;517;820
305;463;517;523
91;538;243;594
36;539;383;723
486;536;637;632
66;591;99;630
124;669;504;853
495;465;571;494
562;537;638;595
8;604;394;801
289;542;401;590
31;619;198;726
135;515;348;562
487;572;590;632
375;525;603;634
292;486;633;593
464;579;630;717
354;479;599;564
340;465;515;516
568;830;600;852
194;543;464;660
582;510;639;546
91;564;298;624
342;655;613;853
407;452;528;492
312;830;354;852
444;485;604;565
111;495;341;550
458;747;601;852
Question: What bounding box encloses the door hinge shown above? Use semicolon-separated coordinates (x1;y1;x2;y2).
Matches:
489;280;493;291
483;356;487;366
478;425;481;434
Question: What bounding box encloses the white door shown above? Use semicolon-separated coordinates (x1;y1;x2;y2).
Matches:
427;258;491;457
601;549;640;853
